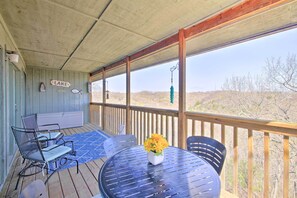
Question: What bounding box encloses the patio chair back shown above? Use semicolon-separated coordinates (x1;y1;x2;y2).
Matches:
22;114;38;130
187;136;226;175
104;135;137;158
21;114;63;145
19;179;48;198
11;126;45;162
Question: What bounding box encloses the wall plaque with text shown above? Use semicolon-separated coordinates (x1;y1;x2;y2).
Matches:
50;80;71;88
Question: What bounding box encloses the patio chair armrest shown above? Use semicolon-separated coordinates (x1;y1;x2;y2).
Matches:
35;129;50;133
62;140;73;146
62;141;75;153
39;123;61;131
42;141;71;151
27;137;50;147
43;141;75;153
36;135;49;141
60;141;75;155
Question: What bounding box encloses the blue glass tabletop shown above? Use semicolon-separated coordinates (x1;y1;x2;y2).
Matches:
99;146;220;198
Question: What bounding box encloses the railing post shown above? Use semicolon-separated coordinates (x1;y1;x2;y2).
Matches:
248;129;253;198
102;68;106;130
89;74;92;124
233;127;238;195
264;132;270;198
221;125;226;189
178;29;186;149
284;135;289;198
126;56;131;134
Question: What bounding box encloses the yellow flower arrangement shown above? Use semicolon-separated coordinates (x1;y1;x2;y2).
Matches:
144;134;169;155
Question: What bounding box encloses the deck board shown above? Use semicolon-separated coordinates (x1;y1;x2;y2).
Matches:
78;163;99;196
59;169;78;198
1;123;235;198
48;171;63;198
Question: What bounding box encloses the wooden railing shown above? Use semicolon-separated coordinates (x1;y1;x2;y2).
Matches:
90;103;126;135
130;106;178;145
89;103;297;197
185;112;297;197
90;103;102;127
90;103;179;145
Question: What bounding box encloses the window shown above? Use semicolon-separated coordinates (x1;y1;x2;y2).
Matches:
131;60;178;109
91;80;102;103
186;28;297;123
105;74;126;105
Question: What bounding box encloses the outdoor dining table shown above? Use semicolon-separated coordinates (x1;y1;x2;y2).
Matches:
98;146;221;198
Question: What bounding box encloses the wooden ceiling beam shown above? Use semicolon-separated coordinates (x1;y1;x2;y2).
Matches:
106;59;126;71
91;68;104;76
91;58;125;76
90;0;292;77
130;34;179;61
184;0;293;39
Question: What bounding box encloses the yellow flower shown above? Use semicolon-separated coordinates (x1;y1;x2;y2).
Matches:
144;133;169;155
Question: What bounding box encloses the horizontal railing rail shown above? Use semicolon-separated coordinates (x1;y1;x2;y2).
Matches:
90;102;126;109
130;106;178;117
186;111;297;137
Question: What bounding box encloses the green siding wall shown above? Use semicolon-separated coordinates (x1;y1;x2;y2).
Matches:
0;13;27;191
0;48;25;189
26;67;90;123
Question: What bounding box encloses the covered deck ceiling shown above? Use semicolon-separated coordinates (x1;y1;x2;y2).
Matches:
0;0;297;77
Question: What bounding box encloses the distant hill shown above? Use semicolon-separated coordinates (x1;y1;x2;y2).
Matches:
92;90;297;122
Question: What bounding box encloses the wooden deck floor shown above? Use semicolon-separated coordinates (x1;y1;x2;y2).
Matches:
1;123;236;198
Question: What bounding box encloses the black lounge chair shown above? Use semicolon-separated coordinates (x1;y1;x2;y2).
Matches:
11;126;78;190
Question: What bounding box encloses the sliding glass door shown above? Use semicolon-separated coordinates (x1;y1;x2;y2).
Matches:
0;46;24;188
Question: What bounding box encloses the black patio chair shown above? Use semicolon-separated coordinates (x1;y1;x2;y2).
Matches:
22;114;64;146
11;126;78;190
104;135;137;158
187;136;226;175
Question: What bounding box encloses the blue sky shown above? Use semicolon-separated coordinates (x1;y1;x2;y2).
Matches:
106;28;297;93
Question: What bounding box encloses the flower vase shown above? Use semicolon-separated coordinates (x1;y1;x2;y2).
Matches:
147;151;164;165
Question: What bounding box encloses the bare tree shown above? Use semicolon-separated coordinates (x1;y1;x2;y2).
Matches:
221;54;297;197
222;54;297;122
222;74;271;119
265;54;297;92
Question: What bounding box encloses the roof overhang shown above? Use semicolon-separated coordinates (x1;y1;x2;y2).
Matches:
0;0;296;79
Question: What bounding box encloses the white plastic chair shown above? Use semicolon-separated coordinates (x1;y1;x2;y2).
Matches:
19;180;48;198
103;135;137;158
118;124;126;135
